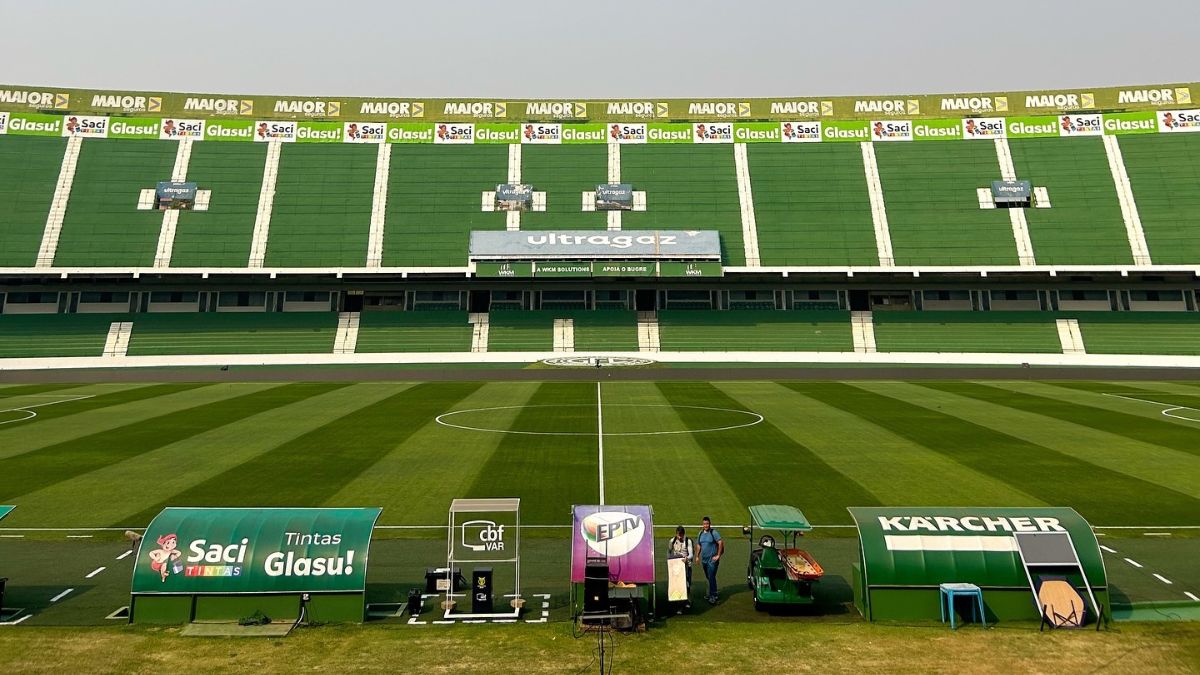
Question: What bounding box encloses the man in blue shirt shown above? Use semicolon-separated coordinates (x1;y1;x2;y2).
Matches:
694;516;724;604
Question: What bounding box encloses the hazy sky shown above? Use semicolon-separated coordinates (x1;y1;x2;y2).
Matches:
0;0;1194;98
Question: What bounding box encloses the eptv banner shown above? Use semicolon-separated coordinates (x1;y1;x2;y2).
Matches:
132;507;381;595
571;505;655;584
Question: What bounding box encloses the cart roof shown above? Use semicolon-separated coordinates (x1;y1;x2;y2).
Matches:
750;504;812;531
0;506;13;523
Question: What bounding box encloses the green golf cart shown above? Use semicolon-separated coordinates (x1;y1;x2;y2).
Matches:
745;504;824;610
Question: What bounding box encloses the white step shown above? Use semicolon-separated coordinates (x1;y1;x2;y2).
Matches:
859;142;895;268
637;312;660;353
553;318;575;353
733;143;761;267
153;138;195;268
366;143;393;268
850;311;877;354
103;321;132;357
1056;318;1086;354
1102;135;1152;266
994;138;1036;267
247;140;283;268
607;142;621;183
471;314;490;353
36;135;83;268
607;210;621;231
333;312;360;354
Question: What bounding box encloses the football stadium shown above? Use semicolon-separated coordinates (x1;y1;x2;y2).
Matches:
1;78;1199;672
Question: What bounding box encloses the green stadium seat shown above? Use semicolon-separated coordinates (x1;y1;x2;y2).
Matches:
355;311;472;353
657;310;852;351
0;136;66;267
125;312;338;355
872;311;1062;353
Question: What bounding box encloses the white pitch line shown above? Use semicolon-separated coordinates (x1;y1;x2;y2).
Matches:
1185;592;1199;602
0;614;31;626
435;403;763;437
597;381;605;505
1100;545;1118;553
85;567;106;579
0;535;24;539
1144;532;1171;537
1153;574;1173;585
50;588;74;603
66;534;92;539
1124;558;1143;568
0;395;95;426
1101;392;1200;423
116;550;132;560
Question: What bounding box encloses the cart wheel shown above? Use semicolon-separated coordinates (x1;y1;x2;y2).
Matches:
753;593;764;612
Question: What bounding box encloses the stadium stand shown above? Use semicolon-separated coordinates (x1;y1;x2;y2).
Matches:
521;144;608;230
1073;311;1200;355
264;144;376;267
0;313;124;358
747;143;879;267
53;139;177;267
620;145;746;265
381;145;507;267
354;311;473;353
563;310;639;351
485;310;557;351
170;142;267;268
1117;133;1200;265
125;312;338;355
872;311;1063;353
0;136;65;267
657;310;853;351
874;142;1018;266
1008;138;1133;265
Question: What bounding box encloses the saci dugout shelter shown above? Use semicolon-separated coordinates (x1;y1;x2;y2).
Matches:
848;507;1107;624
130;507;381;624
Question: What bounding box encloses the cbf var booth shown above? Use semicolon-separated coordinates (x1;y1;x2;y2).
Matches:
849;507;1107;624
130;507;381;624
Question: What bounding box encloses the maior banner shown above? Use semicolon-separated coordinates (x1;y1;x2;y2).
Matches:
132;507;381;595
571;505;655;584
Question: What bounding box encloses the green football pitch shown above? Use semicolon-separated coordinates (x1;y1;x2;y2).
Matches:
0;379;1198;639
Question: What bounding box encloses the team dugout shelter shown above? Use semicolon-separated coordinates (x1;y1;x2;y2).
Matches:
130;507;381;624
848;507;1107;623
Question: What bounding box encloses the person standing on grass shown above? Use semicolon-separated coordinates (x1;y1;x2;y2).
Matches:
666;525;694;611
695;516;724;604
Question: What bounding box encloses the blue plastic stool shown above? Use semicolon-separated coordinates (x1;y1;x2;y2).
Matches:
940;583;986;629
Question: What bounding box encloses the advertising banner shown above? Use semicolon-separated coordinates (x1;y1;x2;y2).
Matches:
1058;113;1104;137
108;116;159;140
1102;111;1157;135
823;119;870;142
160;118;205;140
6;112;63;136
254;120;297;142
204;119;255;142
535;261;593;277
387;122;434;143
1006;116;1059;139
562;123;605;144
1158;109;1200;133
608;122;647;144
571;505;655;584
692;122;734;144
647;122;691;144
912;118;961;141
474;262;534;278
434;122;475;144
296;120;342;143
521;122;561;144
62;115;109;138
132;507;381;595
962;117;1006;140
659;261;724;277
0;112;8;135
469;230;722;260
592;261;656;276
476;123;520;144
870;120;913;142
733;122;779;143
342;121;386;144
779;121;822;143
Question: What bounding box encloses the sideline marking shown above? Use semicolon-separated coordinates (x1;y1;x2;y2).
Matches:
1124;558;1143;568
0;615;31;626
436;403;763;437
0;394;95;426
50;589;73;603
1102;392;1200;423
597;382;605;505
1099;545;1118;553
85;567;106;579
66;534;92;539
1186;592;1199;602
1153;573;1173;585
116;550;132;560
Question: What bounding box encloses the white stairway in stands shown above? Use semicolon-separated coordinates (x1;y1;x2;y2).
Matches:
248;140;283;268
1056;318;1086;354
470;313;490;353
153;138;195;268
103;321;133;357
851;311;877;353
553;318;575;353
334;312;360;354
733;143;761;267
860;142;895;268
637;311;659;353
36;135;84;268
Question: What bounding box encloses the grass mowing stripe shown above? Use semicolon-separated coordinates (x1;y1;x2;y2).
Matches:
3;384;400;529
0;383;329;502
789;382;1199;526
124;382;484;523
933;382;1200;459
0;383;241;461
875;382;1200;499
465;382;598;524
0;384;92;399
657;382;880;525
325;382;541;525
0;383;201;430
716;382;1046;508
601;382;744;525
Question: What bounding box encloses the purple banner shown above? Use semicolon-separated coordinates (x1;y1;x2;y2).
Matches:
571;505;655;584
